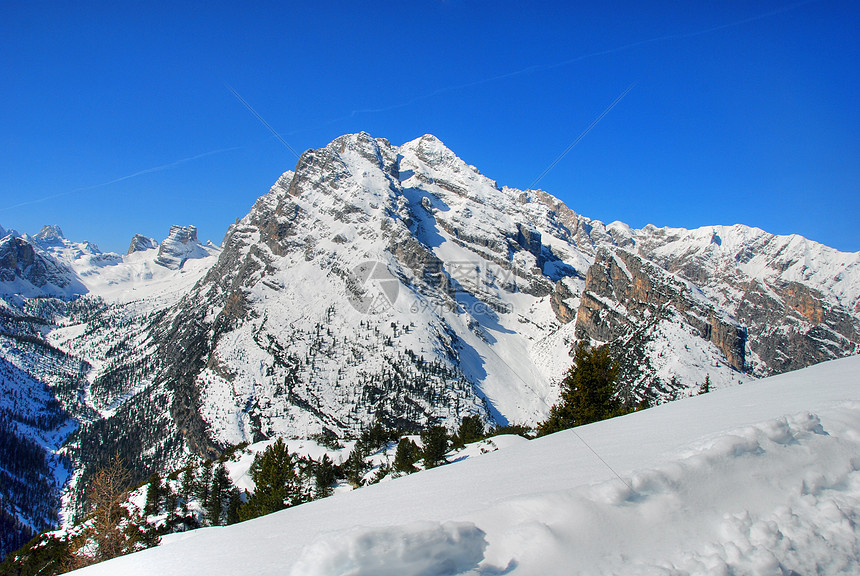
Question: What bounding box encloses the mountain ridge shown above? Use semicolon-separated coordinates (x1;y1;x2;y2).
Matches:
0;132;858;555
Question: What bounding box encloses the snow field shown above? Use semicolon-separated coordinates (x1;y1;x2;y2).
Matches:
71;355;860;576
475;406;860;575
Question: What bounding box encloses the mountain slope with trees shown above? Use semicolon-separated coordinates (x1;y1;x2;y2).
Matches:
47;356;860;575
0;133;858;555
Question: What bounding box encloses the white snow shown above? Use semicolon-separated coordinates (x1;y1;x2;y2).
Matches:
290;521;488;576
70;354;860;575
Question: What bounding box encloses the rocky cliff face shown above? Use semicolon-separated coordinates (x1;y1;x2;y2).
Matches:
577;249;747;369
155;225;209;269
574;249;748;401
631;225;860;376
0;235;80;295
128;234;158;254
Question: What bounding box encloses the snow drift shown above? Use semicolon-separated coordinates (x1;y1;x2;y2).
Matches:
290;521;487;576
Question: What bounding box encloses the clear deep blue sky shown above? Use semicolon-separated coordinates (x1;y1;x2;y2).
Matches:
2;1;857;253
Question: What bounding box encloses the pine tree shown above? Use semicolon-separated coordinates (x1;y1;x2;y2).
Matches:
369;461;390;484
421;425;449;469
314;454;336;498
206;463;230;526
359;419;391;454
162;482;178;525
239;438;300;521
197;460;213;508
538;342;624;435
143;473;163;517
226;489;242;525
344;443;370;488
699;374;711;394
393;437;420;474
454;415;485;447
179;466;195;515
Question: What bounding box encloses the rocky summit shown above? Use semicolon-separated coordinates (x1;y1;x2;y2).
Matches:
0;133;858;553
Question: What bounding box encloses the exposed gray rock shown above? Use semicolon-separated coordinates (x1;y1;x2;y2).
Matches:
575;248;747;400
127;234;158;254
33;224;65;245
155;225;208;269
550;278;577;324
633;226;860;376
0;235;77;291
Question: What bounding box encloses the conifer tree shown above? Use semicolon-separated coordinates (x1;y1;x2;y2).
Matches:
344;443;370;487
421;425;449;469
163;483;179;526
393;437;420;474
206;463;231;526
179;466;195;514
226;489;242;525
197;460;213;508
369;461;390;484
239;439;300;521
538;342;624;435
699;374;711;394
360;419;390;454
144;473;163;517
454;415;485;447
314;454;336;498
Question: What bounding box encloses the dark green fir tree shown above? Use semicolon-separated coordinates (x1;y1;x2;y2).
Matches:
393;437;421;474
240;438;301;521
143;473;164;516
538;342;625;436
454;415;485;447
421;425;449;469
314;454;336;498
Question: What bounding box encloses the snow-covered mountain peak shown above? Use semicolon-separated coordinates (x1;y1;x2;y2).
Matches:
401;134;460;167
33;224;65;245
128;234;158;254
2;132;860;559
0;233;84;297
399;134;499;193
27;224;106;268
154;224;213;270
0;223;220;304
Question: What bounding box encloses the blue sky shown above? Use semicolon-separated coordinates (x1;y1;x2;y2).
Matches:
2;1;857;253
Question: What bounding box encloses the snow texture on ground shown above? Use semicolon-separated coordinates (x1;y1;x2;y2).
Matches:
290;521;487;576
70;355;860;576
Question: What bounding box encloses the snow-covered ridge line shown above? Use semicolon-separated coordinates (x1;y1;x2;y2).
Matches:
634;222;860;310
0;223;220;304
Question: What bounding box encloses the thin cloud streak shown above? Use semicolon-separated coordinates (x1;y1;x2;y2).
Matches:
225;83;302;159
528;83;637;191
282;0;816;135
2;147;240;212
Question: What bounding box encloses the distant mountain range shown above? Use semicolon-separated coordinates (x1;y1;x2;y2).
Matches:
1;132;858;556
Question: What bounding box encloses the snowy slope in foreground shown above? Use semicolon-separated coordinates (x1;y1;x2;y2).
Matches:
75;356;860;575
